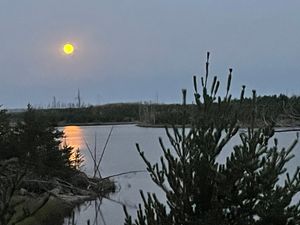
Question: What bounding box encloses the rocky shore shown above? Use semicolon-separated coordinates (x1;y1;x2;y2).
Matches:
0;158;115;225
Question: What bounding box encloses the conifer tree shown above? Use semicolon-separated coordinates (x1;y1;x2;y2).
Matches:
124;53;300;225
14;105;79;176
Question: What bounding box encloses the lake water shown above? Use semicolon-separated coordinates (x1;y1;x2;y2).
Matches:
62;125;300;225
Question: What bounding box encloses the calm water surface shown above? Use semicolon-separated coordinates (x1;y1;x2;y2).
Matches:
62;125;300;225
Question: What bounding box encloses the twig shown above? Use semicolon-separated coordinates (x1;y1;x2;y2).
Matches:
99;207;107;225
93;133;98;178
84;137;101;178
275;128;300;133
101;170;147;180
94;126;114;178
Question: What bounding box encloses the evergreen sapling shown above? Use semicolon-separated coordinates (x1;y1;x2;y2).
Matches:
124;53;300;225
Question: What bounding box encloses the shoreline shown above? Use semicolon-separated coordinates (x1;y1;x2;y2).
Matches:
1;158;115;225
58;121;300;133
138;123;300;133
57;121;137;127
14;178;115;225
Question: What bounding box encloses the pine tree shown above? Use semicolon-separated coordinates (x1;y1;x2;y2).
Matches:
124;53;300;225
14;105;78;177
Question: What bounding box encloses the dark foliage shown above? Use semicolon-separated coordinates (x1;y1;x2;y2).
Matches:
0;105;79;178
124;53;300;225
9;94;300;128
0;108;13;159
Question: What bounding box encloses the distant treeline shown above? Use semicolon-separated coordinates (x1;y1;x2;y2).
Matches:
9;94;300;127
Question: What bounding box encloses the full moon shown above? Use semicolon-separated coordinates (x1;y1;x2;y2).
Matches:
63;43;75;55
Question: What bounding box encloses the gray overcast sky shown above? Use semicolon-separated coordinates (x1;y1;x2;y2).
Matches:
0;0;300;108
